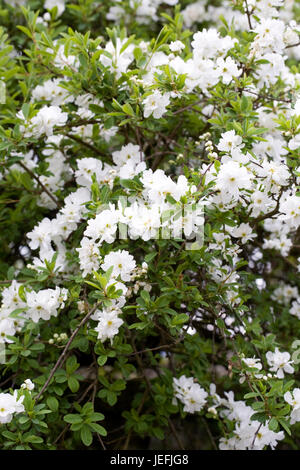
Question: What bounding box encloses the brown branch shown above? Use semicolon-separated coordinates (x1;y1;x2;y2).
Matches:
97;433;106;450
244;0;253;30
126;341;182;357
285;41;300;50
17;161;61;208
64;133;107;159
173;99;203;116
35;301;101;401
251;423;263;450
122;389;148;450
201;417;218;450
250;187;284;228
244;88;292;104
167;418;185;450
134;126;144;162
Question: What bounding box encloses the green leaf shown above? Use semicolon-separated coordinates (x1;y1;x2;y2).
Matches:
268;417;278;431
24;435;43;444
88;422;107;436
244;392;260;399
278;418;291;436
2;431;17;441
107;391;117;406
97;355;107;366
122;103;134;117
66;355;78;375
144;252;156;263
17;25;32;39
64;414;83;424
47;397;59;412
152;427;164;440
80;425;93;446
140;290;150;304
251;401;265;411
171;313;189;326
68;376;80;393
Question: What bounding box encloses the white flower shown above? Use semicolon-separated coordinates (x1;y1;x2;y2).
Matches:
26;287;67;323
242;357;263;370
216;57;241;84
284;388;300;424
84;207;121;244
29;105;68;137
143;90;170;119
192;29;236;60
94;308;124;343
173;375;208;413
289;134;300;150
279;195;300;229
77;237;100;277
31;78;72;105
230;223;257;244
181;2;205;28
266;347;294;379
215;161;253;200
21;379;35;391
124;203;161;241
290;300;300;320
169;40;185;52
0;392;24;424
99;37;134;78
250;190;275;217
0;318;16;343
50;44;78;69
75;158;113;189
251;19;285;57
217;130;244;154
0;280;27;312
112;143;143;166
44;0;65;16
102;250;136;282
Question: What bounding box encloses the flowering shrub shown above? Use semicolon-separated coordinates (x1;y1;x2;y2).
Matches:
0;0;300;451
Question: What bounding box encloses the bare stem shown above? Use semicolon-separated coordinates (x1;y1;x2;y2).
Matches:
35;301;101;401
18;161;60;208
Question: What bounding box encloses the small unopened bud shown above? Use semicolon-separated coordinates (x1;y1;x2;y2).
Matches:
208;407;217;416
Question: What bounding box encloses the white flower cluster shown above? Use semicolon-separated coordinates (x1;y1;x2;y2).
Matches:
173;375;208;413
18;105;68;138
0;280;68;341
212;388;285;450
284;388;300;424
1;0;300;448
0;391;25;424
26;286;68;323
89;249;142;343
266;347;294;379
107;0;178;25
0;281;27;343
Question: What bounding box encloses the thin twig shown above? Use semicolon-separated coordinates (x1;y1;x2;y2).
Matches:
18;161;60;208
64;133;107;158
251;423;263;449
285;41;300;50
173;99;203;115
167;418;185;450
97;433;107;450
36;301;101;401
201;417;218;450
244;0;253;30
